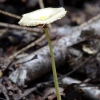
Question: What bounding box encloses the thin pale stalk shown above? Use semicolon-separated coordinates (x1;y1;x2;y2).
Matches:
44;27;61;100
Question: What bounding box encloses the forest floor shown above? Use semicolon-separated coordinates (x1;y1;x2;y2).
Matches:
0;0;100;100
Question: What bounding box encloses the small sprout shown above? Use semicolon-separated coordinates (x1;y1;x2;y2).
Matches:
18;7;66;100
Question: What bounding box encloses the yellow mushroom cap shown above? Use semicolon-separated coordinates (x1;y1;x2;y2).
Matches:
18;7;67;26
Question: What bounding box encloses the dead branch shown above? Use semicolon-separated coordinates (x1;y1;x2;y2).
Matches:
0;9;43;34
9;34;45;59
9;14;100;86
0;9;21;19
0;22;43;33
46;54;96;84
57;53;98;81
38;0;44;8
16;83;43;100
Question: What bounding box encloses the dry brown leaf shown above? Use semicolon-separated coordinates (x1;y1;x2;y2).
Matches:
43;87;64;100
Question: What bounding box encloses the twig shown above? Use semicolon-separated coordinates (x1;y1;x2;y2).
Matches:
38;0;44;8
0;84;10;100
38;0;52;30
0;22;43;33
17;82;57;100
0;9;43;33
17;86;37;100
74;13;100;32
17;81;66;100
58;52;99;80
0;9;21;19
9;34;45;59
48;51;99;84
17;83;44;100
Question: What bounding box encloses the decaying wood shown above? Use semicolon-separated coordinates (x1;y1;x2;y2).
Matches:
9;14;100;86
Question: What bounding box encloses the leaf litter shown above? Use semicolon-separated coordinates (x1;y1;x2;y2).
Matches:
1;0;100;100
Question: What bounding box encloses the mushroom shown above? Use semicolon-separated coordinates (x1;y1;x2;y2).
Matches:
18;7;66;100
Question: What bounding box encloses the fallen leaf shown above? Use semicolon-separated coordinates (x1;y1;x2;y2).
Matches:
43;87;64;100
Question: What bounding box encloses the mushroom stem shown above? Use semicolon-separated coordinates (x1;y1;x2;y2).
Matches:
43;25;61;100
